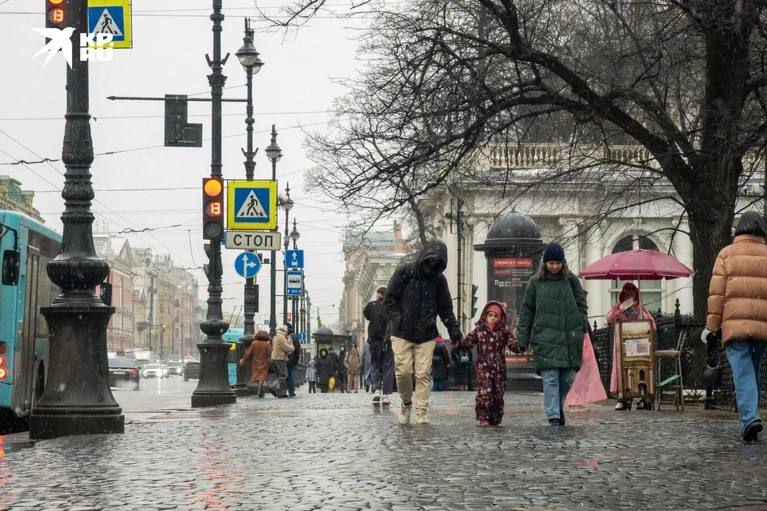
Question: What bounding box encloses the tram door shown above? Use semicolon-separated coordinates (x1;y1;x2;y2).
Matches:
20;247;40;413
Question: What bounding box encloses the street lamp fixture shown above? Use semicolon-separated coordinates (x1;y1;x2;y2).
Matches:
235;19;264;72
290;218;300;247
265;131;283;163
289;219;301;327
267;125;282;336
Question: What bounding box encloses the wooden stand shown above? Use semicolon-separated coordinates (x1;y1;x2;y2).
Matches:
618;320;655;409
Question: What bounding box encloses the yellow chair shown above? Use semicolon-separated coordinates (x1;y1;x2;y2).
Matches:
654;331;686;411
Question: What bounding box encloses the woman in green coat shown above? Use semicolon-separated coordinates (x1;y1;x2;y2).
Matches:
518;242;589;426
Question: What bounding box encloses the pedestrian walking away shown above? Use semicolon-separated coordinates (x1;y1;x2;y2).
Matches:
271;325;295;398
328;348;339;392
606;282;656;410
704;211;767;443
455;302;518;426
239;329;272;398
518;242;588;427
431;336;451;392
337;345;348;393
384;239;463;425
345;344;361;392
285;322;302;397
316;348;332;393
363;340;373;392
364;286;394;404
306;360;318;394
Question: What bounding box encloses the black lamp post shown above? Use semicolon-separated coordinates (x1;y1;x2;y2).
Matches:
281;185;294;324
235;18;263;389
30;0;124;438
289;219;301;324
265;125;282;335
192;0;236;408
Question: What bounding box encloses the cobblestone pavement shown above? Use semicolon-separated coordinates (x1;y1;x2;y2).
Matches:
1;391;766;510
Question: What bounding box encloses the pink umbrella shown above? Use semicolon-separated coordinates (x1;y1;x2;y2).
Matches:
579;249;693;280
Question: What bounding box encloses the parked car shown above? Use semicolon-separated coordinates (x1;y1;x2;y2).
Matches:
108;357;140;390
166;361;183;376
142;363;167;379
183;360;200;381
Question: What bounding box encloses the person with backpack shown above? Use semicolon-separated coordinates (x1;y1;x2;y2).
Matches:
384;240;463;425
517;242;588;426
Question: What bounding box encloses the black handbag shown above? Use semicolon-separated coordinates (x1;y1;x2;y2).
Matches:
702;363;723;388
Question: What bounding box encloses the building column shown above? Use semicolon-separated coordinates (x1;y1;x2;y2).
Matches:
585;226;605;327
560;217;581;273
672;218;693;315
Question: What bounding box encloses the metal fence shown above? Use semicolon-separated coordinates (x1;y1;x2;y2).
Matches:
590;299;767;408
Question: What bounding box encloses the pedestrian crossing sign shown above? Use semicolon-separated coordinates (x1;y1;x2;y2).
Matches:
87;0;132;49
227;180;277;231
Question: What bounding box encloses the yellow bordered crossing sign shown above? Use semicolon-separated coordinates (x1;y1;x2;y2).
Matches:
88;0;133;49
227;180;277;231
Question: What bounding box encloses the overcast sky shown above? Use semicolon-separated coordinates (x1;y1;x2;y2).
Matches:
0;0;381;330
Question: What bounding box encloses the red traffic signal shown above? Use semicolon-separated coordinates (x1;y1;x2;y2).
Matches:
45;0;68;28
202;177;224;240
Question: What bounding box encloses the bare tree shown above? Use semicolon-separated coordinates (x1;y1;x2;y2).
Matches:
300;0;767;320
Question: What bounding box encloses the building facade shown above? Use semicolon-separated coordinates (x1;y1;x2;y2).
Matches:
0;176;43;222
94;235;136;353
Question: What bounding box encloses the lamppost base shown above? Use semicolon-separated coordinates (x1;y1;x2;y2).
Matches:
30;412;125;439
191;342;236;408
233;384;257;397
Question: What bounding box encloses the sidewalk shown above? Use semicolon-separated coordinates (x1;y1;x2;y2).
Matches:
1;391;766;510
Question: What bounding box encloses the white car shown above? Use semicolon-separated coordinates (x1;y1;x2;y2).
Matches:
142;363;167;379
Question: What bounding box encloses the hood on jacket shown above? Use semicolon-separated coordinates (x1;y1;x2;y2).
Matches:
618;282;641;305
477;300;508;330
254;330;270;342
415;240;448;277
319;349;328;358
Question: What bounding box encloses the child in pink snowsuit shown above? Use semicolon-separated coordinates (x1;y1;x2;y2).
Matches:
456;301;518;426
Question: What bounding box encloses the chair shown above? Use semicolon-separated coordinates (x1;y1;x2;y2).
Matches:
654;330;686;411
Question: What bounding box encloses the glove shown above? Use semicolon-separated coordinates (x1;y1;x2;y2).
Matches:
449;330;463;344
701;328;719;344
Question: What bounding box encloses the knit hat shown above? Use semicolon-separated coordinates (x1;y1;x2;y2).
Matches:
542;242;565;262
254;330;270;341
485;303;503;318
735;211;766;237
277;325;289;334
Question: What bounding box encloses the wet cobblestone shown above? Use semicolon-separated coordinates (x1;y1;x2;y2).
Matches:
1;391;766;510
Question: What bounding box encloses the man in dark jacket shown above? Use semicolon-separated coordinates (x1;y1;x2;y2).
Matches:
384;240;462;425
364;286;394;404
285;322;302;397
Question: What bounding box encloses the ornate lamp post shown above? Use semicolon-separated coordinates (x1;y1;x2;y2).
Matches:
281;185;294;324
265;126;282;335
289;219;301;325
192;0;236;408
234;18;263;389
30;0;124;438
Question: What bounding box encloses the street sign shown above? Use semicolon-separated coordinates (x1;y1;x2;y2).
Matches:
286;270;304;296
88;0;132;49
227;180;277;231
225;231;281;251
234;251;261;278
285;249;304;269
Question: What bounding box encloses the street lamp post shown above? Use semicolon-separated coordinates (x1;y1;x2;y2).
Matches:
289;219;300;325
280;184;294;325
235;18;263;389
30;0;124;439
192;0;236;408
265;125;282;335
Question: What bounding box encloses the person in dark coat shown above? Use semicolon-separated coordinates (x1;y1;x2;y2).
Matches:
452;345;473;391
431;337;451;391
285;322;302;398
328;348;339;391
518;242;588;427
364;286;395;404
316;348;332;393
384;239;463;425
336;345;348;393
239;330;272;398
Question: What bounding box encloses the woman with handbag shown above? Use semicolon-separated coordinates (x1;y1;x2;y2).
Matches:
518;242;589;426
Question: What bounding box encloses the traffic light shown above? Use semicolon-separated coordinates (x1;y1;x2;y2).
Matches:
471;284;479;318
202;177;224;240
45;0;69;28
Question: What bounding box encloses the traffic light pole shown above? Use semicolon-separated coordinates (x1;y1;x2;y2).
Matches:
30;0;124;439
192;0;236;408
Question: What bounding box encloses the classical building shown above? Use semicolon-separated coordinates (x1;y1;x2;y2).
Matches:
94;234;136;353
339;224;411;348
0;176;42;222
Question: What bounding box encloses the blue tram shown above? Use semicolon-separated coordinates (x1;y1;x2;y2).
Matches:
0;211;61;426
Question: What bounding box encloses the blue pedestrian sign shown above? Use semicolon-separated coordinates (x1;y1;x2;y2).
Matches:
227;180;278;230
286;270;304;297
87;0;133;49
234;251;261;278
285;249;304;269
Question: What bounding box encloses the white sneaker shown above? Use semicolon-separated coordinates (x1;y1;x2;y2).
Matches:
398;403;412;425
382;394;390;405
416;411;429;425
372;390;381;403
